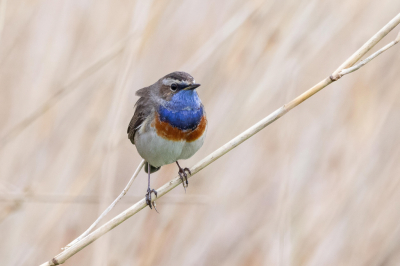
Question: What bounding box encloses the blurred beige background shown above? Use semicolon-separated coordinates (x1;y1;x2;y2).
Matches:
1;0;400;265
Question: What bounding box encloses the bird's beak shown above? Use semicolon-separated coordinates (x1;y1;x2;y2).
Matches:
183;83;201;90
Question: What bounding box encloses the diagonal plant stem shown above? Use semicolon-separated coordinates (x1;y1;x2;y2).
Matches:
338;31;400;77
40;12;400;266
331;13;400;80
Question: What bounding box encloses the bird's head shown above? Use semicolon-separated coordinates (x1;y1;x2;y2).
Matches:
156;71;201;103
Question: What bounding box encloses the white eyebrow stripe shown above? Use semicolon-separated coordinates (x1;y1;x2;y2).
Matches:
162;78;190;86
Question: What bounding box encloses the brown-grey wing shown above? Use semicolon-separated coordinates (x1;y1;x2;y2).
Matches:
127;113;143;145
127;88;154;144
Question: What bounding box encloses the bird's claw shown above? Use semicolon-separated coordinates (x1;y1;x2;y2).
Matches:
178;167;191;192
145;188;158;213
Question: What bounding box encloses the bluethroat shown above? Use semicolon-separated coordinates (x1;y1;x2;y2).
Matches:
127;71;207;211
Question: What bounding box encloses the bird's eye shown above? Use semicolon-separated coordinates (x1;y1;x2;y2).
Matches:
170;83;178;92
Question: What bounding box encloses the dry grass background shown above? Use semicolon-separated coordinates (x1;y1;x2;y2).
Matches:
1;0;400;265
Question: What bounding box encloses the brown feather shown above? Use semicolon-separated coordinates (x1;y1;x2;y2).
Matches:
127;87;154;144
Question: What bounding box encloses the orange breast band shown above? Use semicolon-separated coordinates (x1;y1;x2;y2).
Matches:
153;113;207;142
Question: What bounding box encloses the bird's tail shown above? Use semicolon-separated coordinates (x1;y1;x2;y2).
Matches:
144;162;161;173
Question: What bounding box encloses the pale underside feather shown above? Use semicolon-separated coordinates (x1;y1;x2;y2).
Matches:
134;115;207;167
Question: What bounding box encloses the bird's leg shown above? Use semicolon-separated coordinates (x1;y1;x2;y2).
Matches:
176;161;191;192
145;163;158;212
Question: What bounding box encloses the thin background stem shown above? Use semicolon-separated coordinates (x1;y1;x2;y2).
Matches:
0;0;7;45
0;37;128;148
63;160;144;249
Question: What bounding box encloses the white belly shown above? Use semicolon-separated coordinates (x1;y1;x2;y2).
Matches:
135;125;207;167
179;129;206;159
135;128;185;167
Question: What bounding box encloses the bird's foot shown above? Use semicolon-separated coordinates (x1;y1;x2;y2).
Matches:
178;167;191;192
145;188;158;212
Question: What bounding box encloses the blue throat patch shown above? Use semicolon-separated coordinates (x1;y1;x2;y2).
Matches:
158;90;203;130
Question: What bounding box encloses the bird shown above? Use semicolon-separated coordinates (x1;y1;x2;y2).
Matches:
127;71;207;210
